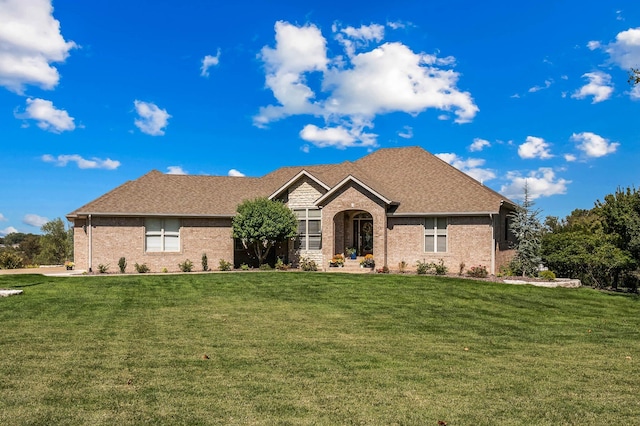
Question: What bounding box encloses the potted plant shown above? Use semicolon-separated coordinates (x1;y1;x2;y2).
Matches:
360;254;375;268
64;261;74;270
346;247;357;259
329;254;345;267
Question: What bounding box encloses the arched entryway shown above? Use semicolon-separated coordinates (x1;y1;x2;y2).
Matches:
332;210;374;257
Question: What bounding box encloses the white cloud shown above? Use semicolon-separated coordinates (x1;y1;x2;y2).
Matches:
0;0;77;93
587;40;601;50
600;27;640;69
564;154;577;162
228;169;245;177
572;72;614;103
469;138;490;152
630;85;640;100
435;153;496;183
501;168;570;200
570;132;619;158
16;98;75;132
518;136;553;159
167;166;187;175
200;49;221;77
133;100;171;136
23;213;48;227
528;79;553;93
0;226;18;236
397;125;413;139
300;144;310;153
255;21;477;148
0;213;7;222
42;154;120;169
299;123;377;149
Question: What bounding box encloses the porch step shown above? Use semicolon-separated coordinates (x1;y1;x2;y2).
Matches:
327;257;375;273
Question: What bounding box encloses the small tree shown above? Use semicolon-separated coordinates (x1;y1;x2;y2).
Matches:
232;198;297;266
509;182;543;277
37;218;72;265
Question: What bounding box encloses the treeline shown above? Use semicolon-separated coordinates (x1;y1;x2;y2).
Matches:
0;218;73;269
542;187;640;289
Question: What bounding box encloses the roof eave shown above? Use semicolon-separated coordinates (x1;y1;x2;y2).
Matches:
315;175;394;206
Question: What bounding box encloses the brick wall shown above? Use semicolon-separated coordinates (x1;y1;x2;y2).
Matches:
387;216;494;274
73;216;233;273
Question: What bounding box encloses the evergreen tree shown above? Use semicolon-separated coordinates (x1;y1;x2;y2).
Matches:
509;182;542;277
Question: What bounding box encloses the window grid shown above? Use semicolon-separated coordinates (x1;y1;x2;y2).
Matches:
145;218;180;252
294;208;321;251
425;217;447;253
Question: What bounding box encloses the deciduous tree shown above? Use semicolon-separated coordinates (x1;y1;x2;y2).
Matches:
232;198;297;266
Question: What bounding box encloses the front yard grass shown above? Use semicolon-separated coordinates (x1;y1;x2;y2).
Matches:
0;272;638;425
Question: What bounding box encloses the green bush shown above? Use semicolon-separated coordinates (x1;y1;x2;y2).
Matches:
97;263;109;274
134;263;149;273
0;251;24;269
201;253;209;272
538;270;556;281
118;257;127;273
434;259;448;275
179;259;193;272
218;259;232;271
416;260;430;275
259;263;273;270
299;257;318;271
240;263;250;271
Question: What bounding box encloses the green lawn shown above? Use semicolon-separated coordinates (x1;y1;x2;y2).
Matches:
0;272;638;425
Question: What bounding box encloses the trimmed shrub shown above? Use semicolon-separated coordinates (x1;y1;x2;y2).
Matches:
416;260;430;275
434;259;448;275
299;257;318;271
134;263;149;273
467;265;488;278
538;270;556;281
118;257;127;273
275;258;290;271
240;263;250;271
201;253;209;272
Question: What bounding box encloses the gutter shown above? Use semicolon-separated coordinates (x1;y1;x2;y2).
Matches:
386;211;499;217
69;212;235;219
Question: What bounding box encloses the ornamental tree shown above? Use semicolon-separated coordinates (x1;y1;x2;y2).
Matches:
232;198;297;266
509;182;542;277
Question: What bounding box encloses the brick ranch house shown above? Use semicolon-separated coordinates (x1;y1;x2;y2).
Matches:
67;146;517;273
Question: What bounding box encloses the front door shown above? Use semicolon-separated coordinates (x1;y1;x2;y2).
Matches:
353;219;373;256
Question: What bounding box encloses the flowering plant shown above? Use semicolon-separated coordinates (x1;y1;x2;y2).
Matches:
360;254;375;268
64;261;75;270
329;254;344;267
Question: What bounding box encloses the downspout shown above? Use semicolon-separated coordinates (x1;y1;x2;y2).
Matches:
88;215;93;273
490;213;495;275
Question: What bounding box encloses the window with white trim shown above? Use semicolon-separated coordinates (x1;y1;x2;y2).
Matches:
293;208;321;250
145;218;180;252
425;217;447;252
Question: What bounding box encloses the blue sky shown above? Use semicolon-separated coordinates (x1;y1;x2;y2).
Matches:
1;0;639;235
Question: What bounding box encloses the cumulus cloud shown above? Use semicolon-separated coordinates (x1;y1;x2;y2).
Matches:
42;154;120;169
16;98;75;132
200;49;221;77
228;169;245;177
0;213;7;222
23;213;48;227
133;100;171;136
500;168;570;200
570;132;619;158
597;27;640;69
630;85;640;100
0;226;18;236
0;0;76;93
255;21;477;148
564;154;577;162
435;153;496;183
469;138;490;152
299;123;377;149
518;136;553;159
572;72;614;103
166;166;187;175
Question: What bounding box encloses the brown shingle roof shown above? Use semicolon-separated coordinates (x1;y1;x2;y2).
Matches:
67;147;513;218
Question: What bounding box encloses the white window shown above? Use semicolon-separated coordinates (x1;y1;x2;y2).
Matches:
425;217;447;253
145;218;180;252
294;208;321;250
